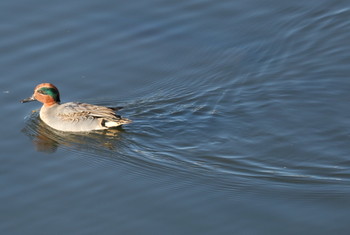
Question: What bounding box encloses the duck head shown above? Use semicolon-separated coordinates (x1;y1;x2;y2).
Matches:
21;83;60;106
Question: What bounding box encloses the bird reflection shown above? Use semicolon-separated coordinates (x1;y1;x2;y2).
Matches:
22;112;126;153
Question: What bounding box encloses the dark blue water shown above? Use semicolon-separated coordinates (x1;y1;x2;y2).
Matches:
1;0;350;234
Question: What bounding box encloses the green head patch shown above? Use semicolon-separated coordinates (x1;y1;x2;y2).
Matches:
37;87;60;102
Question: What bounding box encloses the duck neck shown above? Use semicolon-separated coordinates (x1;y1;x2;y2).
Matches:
43;101;59;107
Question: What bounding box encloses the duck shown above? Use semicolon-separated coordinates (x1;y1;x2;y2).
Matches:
21;83;132;132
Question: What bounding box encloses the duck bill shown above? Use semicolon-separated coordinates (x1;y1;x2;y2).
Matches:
21;95;36;103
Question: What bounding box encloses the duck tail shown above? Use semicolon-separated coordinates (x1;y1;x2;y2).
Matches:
108;106;123;111
103;118;132;128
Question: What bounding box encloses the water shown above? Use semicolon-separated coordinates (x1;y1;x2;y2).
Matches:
1;0;350;234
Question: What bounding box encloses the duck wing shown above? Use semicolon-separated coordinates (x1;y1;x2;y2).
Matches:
57;102;123;122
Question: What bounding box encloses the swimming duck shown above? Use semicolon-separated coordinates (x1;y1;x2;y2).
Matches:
21;83;131;132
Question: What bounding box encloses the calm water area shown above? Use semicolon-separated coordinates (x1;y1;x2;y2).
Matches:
1;0;350;234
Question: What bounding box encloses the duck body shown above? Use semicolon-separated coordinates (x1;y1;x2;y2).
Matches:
22;83;131;132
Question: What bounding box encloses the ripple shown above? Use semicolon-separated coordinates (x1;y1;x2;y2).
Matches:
18;0;350;196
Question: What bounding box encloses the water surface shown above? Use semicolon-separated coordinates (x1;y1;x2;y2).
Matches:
1;0;350;234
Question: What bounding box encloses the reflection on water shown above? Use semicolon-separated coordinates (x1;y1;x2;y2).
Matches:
22;111;126;153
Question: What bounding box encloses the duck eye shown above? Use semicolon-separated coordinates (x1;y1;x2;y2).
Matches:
37;89;45;94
